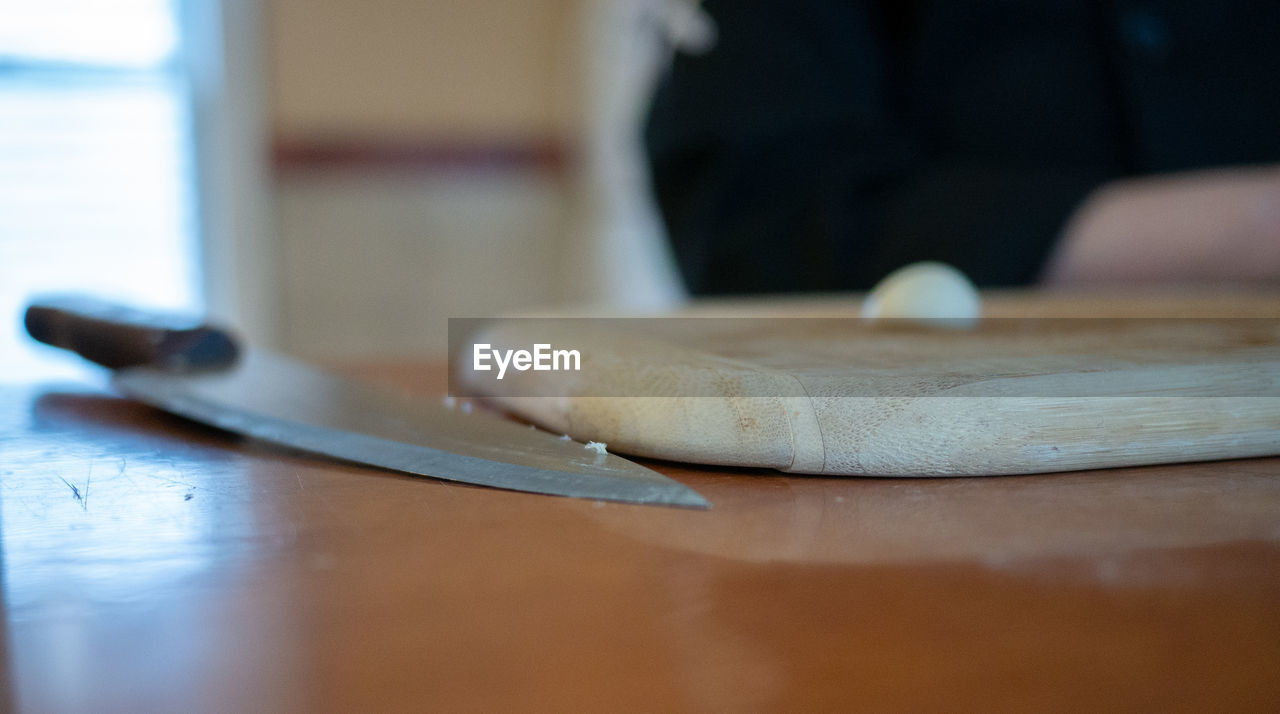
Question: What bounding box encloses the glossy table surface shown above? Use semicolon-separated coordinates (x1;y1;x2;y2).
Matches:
4;295;1280;712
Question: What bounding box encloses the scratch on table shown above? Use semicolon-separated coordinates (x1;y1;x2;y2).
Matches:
57;474;85;510
139;457;201;491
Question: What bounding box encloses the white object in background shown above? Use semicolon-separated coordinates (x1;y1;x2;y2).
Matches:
180;0;276;348
860;261;981;325
561;0;693;310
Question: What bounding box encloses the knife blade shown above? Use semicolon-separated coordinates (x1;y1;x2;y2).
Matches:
24;296;710;509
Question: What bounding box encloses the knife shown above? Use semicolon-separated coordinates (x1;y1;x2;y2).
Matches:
24;296;709;509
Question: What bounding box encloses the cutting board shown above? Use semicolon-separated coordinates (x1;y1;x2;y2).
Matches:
457;292;1280;476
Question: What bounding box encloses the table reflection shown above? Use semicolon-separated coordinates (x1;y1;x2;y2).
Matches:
585;458;1280;583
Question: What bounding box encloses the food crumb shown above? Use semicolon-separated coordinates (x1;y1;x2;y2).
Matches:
442;395;457;409
585;441;607;455
559;434;572;441
461;401;473;414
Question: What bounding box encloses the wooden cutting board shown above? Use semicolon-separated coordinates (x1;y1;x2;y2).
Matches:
458;291;1280;476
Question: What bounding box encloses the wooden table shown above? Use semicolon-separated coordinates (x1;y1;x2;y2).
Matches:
4;298;1280;712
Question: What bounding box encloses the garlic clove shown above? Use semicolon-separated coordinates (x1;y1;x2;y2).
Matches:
860;261;981;326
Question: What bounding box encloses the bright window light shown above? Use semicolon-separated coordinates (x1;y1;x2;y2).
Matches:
0;0;200;380
0;0;177;68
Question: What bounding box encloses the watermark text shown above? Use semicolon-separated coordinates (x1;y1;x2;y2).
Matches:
473;343;581;380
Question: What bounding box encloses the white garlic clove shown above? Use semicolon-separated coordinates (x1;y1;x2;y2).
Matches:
860;261;981;327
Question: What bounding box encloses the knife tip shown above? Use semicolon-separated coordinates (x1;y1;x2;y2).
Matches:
652;486;713;510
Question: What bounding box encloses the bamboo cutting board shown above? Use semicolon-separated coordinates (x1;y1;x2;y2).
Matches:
458;293;1280;476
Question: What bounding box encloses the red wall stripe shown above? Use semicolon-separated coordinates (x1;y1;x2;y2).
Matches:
272;138;571;174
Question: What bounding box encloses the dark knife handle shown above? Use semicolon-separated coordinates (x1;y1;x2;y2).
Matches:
24;295;241;371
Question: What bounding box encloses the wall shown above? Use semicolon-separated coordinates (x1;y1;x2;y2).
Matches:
270;0;580;143
265;0;684;360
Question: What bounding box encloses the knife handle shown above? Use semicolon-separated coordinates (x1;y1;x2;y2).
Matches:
24;295;241;371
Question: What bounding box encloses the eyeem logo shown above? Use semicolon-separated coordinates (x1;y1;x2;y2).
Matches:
473;343;581;380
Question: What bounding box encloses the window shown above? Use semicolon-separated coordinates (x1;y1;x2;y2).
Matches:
0;0;202;379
